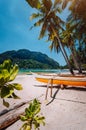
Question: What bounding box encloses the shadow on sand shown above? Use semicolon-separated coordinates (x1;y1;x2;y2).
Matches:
34;84;86;105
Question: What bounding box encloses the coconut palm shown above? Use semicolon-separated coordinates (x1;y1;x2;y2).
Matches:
60;22;82;73
26;0;74;74
66;0;86;71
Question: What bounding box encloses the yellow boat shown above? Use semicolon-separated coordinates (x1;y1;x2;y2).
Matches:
35;74;86;86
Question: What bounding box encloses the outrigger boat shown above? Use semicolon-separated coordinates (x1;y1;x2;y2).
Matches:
32;72;86;99
33;72;86;86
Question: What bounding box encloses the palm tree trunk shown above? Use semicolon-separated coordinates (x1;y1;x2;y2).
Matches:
56;36;74;75
70;46;82;73
50;25;74;75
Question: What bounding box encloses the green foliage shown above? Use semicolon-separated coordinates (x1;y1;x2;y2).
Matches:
68;0;86;50
26;0;86;74
0;49;60;69
20;99;45;130
0;60;22;107
25;0;74;73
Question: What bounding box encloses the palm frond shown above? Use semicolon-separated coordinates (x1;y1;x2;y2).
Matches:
30;13;43;20
39;20;48;39
42;0;52;12
49;42;54;51
53;16;64;32
26;0;41;9
53;0;62;8
30;18;44;30
49;38;60;53
62;0;69;9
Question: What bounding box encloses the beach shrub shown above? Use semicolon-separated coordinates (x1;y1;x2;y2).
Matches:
20;99;45;130
0;59;22;107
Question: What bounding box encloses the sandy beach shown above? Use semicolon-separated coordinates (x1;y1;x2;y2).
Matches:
0;74;86;130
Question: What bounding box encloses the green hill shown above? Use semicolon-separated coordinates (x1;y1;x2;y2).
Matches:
0;49;60;69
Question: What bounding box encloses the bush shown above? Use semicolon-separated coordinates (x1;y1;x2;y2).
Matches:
0;60;22;107
20;99;45;130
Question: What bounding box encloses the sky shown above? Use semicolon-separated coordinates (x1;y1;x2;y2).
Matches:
0;0;69;66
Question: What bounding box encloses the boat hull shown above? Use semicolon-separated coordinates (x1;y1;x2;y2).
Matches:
36;77;86;86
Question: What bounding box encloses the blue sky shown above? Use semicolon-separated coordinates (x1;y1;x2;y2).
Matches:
0;0;69;66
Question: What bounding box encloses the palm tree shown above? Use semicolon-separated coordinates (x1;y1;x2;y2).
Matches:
60;23;82;73
26;0;74;74
66;0;86;71
48;23;74;74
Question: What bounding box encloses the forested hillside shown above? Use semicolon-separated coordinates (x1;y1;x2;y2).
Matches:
0;49;60;69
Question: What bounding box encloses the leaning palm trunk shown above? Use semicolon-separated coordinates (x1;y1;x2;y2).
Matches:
57;36;74;75
70;46;82;73
51;25;74;75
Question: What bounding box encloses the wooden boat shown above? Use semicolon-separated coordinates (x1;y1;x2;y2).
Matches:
35;74;86;86
32;72;86;99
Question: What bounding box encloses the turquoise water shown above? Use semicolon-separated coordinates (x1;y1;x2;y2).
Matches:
19;69;69;74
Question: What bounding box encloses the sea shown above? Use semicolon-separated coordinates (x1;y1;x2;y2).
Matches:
19;69;69;75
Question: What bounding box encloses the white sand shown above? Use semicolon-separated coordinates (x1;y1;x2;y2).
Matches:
1;74;86;130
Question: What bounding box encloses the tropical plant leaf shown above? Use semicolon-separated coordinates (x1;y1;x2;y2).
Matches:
2;59;12;72
33;121;40;129
20;99;45;130
12;92;21;99
34;116;45;124
3;99;9;108
20;115;28;121
0;60;22;107
12;83;23;90
9;64;19;81
1;86;14;98
20;123;31;130
25;108;30;117
0;69;10;84
1;69;9;76
0;76;5;86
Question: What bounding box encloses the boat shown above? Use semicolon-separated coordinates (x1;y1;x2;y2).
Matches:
34;73;86;86
32;72;86;99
